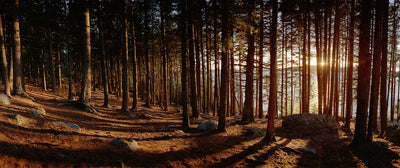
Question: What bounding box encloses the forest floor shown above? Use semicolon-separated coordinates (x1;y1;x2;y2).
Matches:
0;83;400;168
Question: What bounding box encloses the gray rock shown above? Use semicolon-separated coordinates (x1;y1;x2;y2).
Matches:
297;147;317;154
14;114;25;125
111;138;139;152
384;125;400;145
245;128;266;137
282;114;337;129
0;94;11;105
197;120;218;131
53;121;81;131
31;107;46;118
373;141;389;149
123;139;139;152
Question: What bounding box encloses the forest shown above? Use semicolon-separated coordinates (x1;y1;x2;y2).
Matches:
1;0;400;167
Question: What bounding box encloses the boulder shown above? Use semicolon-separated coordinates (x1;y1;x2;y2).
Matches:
31;107;46;118
197;120;218;131
14;114;25;125
53;121;81;131
282;114;337;129
297;147;317;155
373;141;389;150
384;125;400;145
112;138;139;152
245;128;266;137
0;94;11;105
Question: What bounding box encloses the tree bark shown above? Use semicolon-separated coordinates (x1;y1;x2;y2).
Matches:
181;0;190;128
79;0;92;104
258;0;264;119
99;0;109;107
121;0;129;112
264;0;277;143
345;0;355;129
242;0;255;122
0;13;10;96
349;0;371;148
13;0;25;96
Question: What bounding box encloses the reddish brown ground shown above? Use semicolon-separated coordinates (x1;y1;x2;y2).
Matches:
0;83;399;168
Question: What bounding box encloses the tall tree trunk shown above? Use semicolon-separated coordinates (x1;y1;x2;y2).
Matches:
218;0;230;132
49;36;57;94
121;0;129;112
0;13;10;96
242;0;255;122
213;0;219;116
99;0;109;107
315;3;322;115
301;7;308;114
144;3;151;107
181;0;190;128
13;0;24;96
264;0;277;142
349;0;371;148
188;1;199;119
79;0;91;104
57;45;61;89
367;0;383;142
258;0;264;119
345;0;355;129
161;0;168;112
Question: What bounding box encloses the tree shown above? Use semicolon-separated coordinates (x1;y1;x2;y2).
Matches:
242;0;255;122
121;0;129;112
345;0;355;129
258;0;264;119
131;2;138;112
0;12;10;96
264;0;277;143
367;0;383;141
349;0;372;148
181;0;190;128
13;0;25;96
99;0;109;107
144;1;151;108
188;1;199;119
78;0;91;104
380;0;389;134
218;0;230;132
160;0;168;112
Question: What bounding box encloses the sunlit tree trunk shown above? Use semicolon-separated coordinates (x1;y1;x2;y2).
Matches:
0;13;10;96
264;0;277;142
78;0;91;104
12;0;25;96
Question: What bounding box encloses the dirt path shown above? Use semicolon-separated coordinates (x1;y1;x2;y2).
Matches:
0;84;399;167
